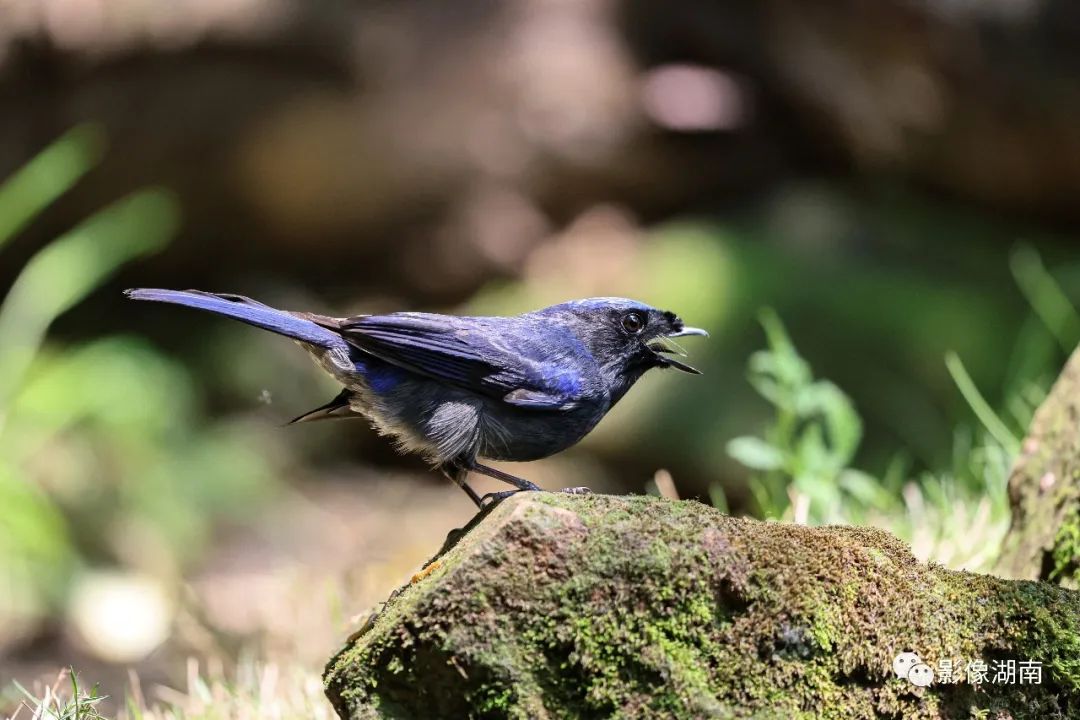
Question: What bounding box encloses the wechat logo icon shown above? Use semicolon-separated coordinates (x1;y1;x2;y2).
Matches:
893;651;935;687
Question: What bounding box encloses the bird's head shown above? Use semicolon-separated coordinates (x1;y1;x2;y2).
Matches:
542;298;708;401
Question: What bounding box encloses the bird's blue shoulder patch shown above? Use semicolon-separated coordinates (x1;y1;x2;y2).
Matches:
551;371;582;396
354;354;405;394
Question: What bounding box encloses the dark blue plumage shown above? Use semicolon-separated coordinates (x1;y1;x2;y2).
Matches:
125;288;707;506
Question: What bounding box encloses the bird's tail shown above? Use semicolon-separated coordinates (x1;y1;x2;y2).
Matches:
124;288;344;349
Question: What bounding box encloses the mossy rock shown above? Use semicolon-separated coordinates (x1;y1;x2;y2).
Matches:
324;493;1080;719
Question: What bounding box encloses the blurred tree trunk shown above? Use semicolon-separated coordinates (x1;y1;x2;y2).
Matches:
996;346;1080;588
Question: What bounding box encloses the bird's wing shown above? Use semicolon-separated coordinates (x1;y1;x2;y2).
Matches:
339;314;584;410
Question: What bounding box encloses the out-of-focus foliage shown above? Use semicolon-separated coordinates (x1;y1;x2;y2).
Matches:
723;248;1080;570
726;309;869;523
0;130;280;659
724;311;1015;568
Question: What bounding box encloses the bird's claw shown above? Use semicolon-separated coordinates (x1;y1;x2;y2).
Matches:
479;489;531;508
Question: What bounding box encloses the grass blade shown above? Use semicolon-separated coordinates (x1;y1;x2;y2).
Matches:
945;351;1020;456
0;188;179;416
0;125;105;251
1010;244;1080;352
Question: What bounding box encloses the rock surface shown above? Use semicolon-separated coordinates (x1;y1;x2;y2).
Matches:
324;493;1080;719
997;346;1080;587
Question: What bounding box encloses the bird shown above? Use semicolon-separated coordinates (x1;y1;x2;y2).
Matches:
125;289;707;507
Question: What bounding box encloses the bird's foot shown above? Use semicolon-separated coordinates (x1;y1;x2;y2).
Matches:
479;488;536;508
478;485;592;509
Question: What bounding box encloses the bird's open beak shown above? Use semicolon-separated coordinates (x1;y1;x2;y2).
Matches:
649;325;708;374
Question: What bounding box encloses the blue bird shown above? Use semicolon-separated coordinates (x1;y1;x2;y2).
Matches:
124;289;707;506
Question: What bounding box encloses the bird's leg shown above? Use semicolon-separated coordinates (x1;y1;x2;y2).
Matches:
468;462;541;491
466;461;542;508
442;464;483;508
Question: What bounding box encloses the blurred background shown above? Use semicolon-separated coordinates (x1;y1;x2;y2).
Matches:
2;0;1080;715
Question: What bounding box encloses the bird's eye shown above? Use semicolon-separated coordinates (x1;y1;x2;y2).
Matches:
621;311;646;334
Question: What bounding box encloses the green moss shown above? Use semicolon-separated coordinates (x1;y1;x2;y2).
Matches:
325;494;1080;719
1050;513;1080;582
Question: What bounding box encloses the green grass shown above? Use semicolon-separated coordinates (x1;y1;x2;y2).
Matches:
8;670;107;720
